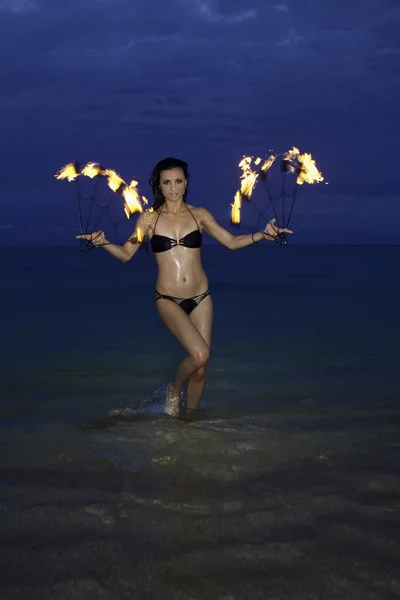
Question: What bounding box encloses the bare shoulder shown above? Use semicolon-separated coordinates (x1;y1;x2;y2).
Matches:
188;205;213;224
140;208;158;234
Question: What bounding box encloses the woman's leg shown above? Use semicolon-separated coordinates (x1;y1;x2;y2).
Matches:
156;298;211;413
186;295;213;410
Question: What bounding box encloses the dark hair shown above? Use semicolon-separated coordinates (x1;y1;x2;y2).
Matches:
149;157;189;211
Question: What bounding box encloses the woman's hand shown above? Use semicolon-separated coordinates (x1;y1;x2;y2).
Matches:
75;230;106;247
262;219;293;242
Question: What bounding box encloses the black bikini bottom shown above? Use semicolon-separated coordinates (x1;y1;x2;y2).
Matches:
155;288;210;315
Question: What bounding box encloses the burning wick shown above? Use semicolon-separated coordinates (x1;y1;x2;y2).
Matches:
230;148;325;227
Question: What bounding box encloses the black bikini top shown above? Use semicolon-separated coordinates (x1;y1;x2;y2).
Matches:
150;204;202;253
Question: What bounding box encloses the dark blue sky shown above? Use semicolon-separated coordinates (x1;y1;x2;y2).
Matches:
1;0;399;244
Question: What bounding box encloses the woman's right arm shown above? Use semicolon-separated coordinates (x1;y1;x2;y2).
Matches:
102;239;133;263
76;211;151;263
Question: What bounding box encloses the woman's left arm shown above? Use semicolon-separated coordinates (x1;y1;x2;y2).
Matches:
199;208;292;250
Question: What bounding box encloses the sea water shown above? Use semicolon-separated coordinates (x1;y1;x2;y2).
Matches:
0;245;399;599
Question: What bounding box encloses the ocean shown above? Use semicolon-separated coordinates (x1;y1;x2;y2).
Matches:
1;244;399;599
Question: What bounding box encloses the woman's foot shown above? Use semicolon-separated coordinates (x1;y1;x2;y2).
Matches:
164;383;180;417
180;407;197;421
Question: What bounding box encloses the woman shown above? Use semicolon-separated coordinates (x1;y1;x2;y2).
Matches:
77;157;293;417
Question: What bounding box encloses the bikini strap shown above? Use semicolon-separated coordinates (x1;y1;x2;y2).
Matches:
185;204;200;230
152;206;162;234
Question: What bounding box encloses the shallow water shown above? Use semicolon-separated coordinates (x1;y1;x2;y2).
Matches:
1;245;399;599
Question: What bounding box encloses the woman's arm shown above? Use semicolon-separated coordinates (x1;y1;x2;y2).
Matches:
76;211;151;263
199;208;273;250
105;211;152;262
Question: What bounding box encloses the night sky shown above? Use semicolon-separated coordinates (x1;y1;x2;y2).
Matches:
1;0;398;245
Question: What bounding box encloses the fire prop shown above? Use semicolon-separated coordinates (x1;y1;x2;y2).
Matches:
230;147;325;245
55;162;148;251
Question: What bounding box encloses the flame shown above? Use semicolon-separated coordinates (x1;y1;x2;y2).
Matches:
296;152;324;185
261;154;277;172
282;147;324;184
81;162;103;178
281;147;298;174
105;169;125;192
142;196;148;205
239;156;259;198
123;203;130;219
55;163;79;182
122;184;143;215
231;190;242;224
128;225;144;244
129;179;138;187
230;146;325;224
285;146;300;162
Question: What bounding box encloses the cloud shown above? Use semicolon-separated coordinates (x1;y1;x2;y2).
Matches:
0;0;398;192
184;0;256;24
273;3;289;12
0;0;36;13
276;28;304;48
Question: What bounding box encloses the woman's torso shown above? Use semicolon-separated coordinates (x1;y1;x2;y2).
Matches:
148;204;208;297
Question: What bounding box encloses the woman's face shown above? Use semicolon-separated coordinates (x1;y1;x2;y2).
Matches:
159;168;186;202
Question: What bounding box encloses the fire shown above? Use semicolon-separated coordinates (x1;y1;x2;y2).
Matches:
122;184;143;215
261;154;277;172
128;225;144;244
281;147;298;174
55;162;79;182
104;169;125;192
231;190;242;224
239;156;259;198
230;145;325;227
282;147;324;185
296;152;324;185
81;162;103;178
55;160;149;237
285;146;300;162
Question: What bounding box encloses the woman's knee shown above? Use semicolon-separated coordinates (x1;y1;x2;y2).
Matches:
192;366;206;382
191;347;210;370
